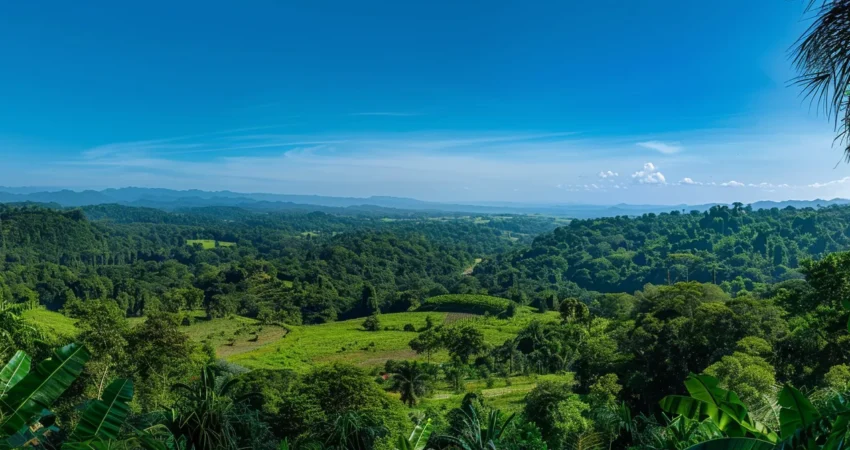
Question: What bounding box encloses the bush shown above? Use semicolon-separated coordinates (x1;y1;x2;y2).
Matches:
403;323;416;332
419;294;512;315
362;314;381;331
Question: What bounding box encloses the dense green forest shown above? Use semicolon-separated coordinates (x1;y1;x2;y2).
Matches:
4;202;850;449
473;204;850;298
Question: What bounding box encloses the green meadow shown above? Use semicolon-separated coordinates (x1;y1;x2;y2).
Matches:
186;239;236;249
22;304;559;413
24;305;558;373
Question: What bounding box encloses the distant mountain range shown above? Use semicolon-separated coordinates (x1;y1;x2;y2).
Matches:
1;187;848;219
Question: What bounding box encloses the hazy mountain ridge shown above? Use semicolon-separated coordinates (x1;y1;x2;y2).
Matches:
1;186;848;218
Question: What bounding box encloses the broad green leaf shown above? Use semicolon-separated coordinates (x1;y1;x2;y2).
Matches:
0;343;90;437
823;412;850;450
407;419;433;450
778;385;820;439
686;374;748;410
71;378;134;442
0;351;30;396
659;395;719;423
739;419;779;443
685;374;725;405
684;437;775;450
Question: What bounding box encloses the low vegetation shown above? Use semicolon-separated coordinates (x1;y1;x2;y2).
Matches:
419;294;513;315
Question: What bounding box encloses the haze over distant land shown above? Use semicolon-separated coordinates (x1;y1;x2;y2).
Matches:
4;1;850;203
1;186;846;219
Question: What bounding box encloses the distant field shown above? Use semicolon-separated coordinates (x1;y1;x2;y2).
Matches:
186;239;236;249
462;258;484;276
230;307;558;372
22;304;560;375
22;308;78;340
421;375;542;412
24;309;286;359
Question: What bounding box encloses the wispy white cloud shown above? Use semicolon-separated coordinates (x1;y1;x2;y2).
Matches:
23;124;847;203
809;177;850;188
636;140;683;154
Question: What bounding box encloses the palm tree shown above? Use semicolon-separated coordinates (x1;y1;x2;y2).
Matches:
165;365;250;450
793;1;850;160
389;361;431;406
439;405;516;450
322;411;387;450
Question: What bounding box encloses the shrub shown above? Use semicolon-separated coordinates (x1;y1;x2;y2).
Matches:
362;314;381;331
419;294;511;315
403;323;416;332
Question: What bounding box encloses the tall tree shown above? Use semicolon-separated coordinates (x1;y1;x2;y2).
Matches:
388;361;432;406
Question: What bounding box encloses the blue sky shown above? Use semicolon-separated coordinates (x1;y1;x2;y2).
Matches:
2;0;849;204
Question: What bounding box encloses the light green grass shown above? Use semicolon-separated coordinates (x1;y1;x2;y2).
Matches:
22;304;560;380
129;310;288;358
462;258;484;276
186;239;236;249
421;375;539;412
22;308;79;339
186;239;216;249
229;308;558;372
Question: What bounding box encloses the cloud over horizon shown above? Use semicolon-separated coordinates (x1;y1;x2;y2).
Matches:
3;124;850;204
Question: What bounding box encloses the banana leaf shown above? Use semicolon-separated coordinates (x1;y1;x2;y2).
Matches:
71;378;134;442
660;395;719;423
0;343;90;436
684;437;775;450
0;351;30;396
778;385;820;440
404;419;432;450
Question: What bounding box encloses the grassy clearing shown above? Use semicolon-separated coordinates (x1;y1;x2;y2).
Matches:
461;258;483;276
184;315;288;358
22;308;78;339
133;310;288;358
186;239;236;249
421;375;539;412
22;304;560;384
230;312;443;371
230;308;558;372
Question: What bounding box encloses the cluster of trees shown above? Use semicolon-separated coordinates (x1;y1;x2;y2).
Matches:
0;204;550;324
475;204;850;297
377;251;850;449
9;200;850;448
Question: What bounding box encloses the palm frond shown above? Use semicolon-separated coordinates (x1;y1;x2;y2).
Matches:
565;431;605;450
793;0;850;161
